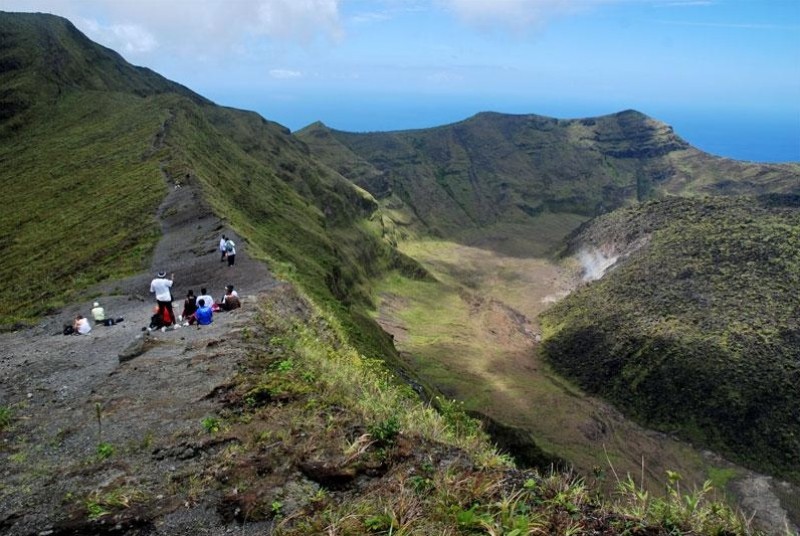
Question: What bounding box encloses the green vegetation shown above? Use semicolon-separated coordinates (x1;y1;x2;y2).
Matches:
0;90;165;327
0;11;425;361
0;405;12;431
95;442;114;460
201;417;220;434
203;286;755;534
3;12;798;532
84;486;148;521
542;195;800;481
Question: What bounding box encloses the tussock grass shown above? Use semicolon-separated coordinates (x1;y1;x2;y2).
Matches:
219;286;761;535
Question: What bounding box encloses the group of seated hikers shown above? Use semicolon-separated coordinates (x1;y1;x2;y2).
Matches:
149;285;240;330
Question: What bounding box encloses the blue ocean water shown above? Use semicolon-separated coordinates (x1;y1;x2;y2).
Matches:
663;113;800;163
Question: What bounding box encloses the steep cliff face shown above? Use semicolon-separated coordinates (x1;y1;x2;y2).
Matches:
298;110;799;249
590;109;690;159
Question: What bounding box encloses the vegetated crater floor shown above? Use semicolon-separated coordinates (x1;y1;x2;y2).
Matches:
374;238;799;534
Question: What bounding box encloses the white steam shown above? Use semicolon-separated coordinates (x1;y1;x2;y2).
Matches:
578;248;618;282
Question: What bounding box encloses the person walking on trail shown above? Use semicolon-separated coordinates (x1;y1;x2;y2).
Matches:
150;271;175;326
219;235;228;263
224;237;236;267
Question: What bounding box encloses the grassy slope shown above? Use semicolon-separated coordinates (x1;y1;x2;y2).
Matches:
541;195;800;481
197;285;756;535
0;11;197;326
161;99;426;358
0;13;423;358
0;90;167;324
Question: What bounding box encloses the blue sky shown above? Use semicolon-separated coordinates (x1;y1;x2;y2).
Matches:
3;0;799;162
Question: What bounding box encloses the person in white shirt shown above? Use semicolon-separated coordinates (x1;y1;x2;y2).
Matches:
73;315;91;335
219;235;228;263
196;287;215;310
149;271;175;326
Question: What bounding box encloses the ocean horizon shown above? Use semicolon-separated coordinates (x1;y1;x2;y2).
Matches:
207;90;800;164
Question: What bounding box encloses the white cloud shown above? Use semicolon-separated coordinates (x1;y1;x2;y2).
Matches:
427;70;464;84
438;0;597;32
350;11;392;25
269;68;303;79
1;0;344;59
77;18;158;54
255;0;343;42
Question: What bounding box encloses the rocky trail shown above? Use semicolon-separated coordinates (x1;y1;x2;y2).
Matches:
0;176;282;534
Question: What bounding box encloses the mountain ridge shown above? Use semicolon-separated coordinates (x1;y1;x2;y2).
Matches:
298;108;799;256
1;11;798;533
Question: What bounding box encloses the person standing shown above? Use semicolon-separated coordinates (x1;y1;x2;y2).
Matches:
219;235;227;263
150;271;175;326
224;237;236;267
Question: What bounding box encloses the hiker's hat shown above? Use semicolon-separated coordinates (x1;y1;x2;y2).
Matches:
93;302;100;307
157;271;166;278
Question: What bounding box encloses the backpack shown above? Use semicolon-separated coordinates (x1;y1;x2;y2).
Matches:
225;240;235;253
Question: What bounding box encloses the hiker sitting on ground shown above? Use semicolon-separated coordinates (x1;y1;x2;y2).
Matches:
91;302;105;324
220;285;241;311
193;299;213;326
196;287;215;310
91;301;123;326
73;315;92;335
182;290;197;321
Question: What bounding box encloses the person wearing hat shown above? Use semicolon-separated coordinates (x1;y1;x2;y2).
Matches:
91;301;106;325
149;271;175;327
